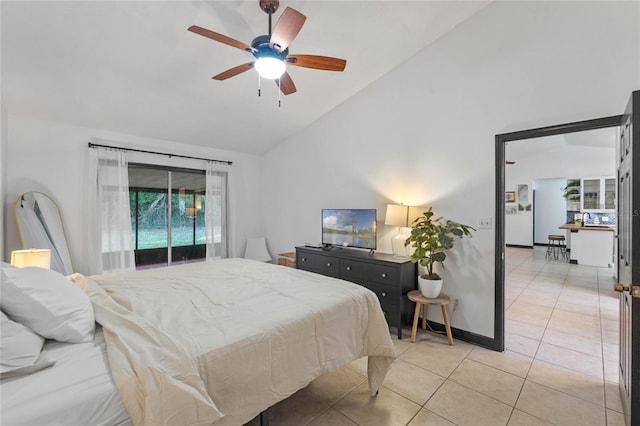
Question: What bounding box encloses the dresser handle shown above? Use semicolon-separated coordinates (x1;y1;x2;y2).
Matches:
346;266;351;271
381;292;387;297
381;273;387;278
301;258;307;262
327;262;332;267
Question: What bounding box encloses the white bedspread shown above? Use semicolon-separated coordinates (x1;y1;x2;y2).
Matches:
72;258;396;426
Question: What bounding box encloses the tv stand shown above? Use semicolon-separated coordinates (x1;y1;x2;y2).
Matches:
295;246;417;339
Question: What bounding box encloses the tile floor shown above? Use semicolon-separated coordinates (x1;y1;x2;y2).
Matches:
247;246;624;426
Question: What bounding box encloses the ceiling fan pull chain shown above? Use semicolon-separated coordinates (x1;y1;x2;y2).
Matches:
278;77;282;107
257;74;261;97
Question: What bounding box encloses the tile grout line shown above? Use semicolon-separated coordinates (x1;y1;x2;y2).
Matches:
507;246;611;424
597;266;616;425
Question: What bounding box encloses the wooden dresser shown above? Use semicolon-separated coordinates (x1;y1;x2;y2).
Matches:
295;246;416;339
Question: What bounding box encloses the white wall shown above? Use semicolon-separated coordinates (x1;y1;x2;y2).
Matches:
534;178;569;245
506;143;616;246
4;116;263;273
0;94;7;263
262;1;640;338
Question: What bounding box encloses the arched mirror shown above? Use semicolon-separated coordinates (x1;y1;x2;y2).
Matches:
14;192;74;275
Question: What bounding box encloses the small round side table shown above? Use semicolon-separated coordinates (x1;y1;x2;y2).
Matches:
407;290;454;345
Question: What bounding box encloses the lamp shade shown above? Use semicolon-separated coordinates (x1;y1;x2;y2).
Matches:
385;204;409;227
11;249;51;269
244;238;272;262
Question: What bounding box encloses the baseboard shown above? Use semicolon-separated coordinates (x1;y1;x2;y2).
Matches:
391;321;499;351
506;244;533;249
533;242;571;251
426;320;498;350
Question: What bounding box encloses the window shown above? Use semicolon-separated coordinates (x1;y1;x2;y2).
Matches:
128;164;226;269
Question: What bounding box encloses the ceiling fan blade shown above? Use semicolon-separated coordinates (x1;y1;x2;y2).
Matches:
286;54;346;72
275;72;297;95
212;62;255;81
188;25;254;53
270;7;306;52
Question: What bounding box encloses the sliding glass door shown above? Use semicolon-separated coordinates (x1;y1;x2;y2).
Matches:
128;164;221;269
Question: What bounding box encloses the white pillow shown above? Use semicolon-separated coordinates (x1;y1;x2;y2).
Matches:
0;267;95;343
0;310;43;368
0;310;54;379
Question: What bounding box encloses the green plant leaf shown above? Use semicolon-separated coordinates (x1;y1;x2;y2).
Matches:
405;207;474;272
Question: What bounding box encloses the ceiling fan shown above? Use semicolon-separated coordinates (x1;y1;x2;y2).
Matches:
188;0;347;96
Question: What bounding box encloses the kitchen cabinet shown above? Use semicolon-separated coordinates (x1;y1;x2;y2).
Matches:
560;224;615;267
581;177;616;211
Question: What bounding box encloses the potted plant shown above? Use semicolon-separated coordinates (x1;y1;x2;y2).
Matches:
562;178;581;202
405;207;475;298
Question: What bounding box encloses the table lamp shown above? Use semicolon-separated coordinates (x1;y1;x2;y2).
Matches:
385;204;409;259
11;248;52;269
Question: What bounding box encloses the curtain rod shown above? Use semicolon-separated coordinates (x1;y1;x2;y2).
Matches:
87;142;233;166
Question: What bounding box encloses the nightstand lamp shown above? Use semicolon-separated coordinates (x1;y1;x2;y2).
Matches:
11;248;51;269
385;204;409;259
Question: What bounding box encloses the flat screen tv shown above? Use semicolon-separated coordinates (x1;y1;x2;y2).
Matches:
321;209;377;250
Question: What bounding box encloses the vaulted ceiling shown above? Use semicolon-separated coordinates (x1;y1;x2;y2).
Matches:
1;1;489;155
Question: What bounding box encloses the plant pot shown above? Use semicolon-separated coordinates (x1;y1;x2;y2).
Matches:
418;275;443;298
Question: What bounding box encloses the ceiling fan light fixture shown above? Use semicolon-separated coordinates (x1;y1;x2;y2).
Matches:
254;57;286;80
188;4;346;95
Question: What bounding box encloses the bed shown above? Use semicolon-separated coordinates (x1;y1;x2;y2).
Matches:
1;258;397;425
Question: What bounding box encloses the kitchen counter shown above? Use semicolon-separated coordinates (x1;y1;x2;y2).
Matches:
559;223;615;232
559;224;614;267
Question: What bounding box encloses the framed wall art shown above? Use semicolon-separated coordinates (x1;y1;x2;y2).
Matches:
505;191;516;203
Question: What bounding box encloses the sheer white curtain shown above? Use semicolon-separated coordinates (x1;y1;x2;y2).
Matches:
87;148;136;274
205;162;229;260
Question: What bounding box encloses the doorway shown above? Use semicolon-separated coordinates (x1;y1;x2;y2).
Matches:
494;115;622;351
500;122;621;405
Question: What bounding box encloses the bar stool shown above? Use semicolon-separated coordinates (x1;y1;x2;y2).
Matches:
546;234;567;261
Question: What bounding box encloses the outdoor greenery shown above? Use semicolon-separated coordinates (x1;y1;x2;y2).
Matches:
130;190;207;249
135;227;205;249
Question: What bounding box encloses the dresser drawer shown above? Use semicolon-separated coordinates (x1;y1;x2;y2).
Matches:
380;304;399;324
296;246;416;339
368;282;400;307
297;252;339;277
340;260;397;285
348;278;398;307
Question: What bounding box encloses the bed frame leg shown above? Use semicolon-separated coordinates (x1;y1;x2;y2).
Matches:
259;407;270;426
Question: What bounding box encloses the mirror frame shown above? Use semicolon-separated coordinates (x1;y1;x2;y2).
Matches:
14;191;74;275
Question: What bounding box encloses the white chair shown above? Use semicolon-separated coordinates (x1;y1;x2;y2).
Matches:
243;237;272;262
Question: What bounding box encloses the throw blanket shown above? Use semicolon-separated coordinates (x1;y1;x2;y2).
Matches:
72;258;396;425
